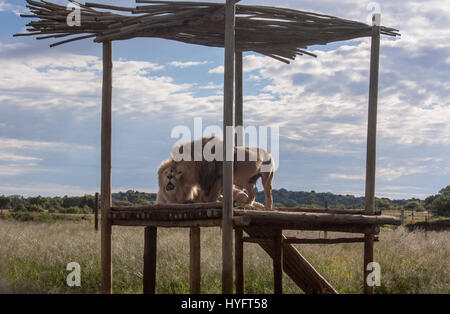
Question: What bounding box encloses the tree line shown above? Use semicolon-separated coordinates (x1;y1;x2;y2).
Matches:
0;186;449;216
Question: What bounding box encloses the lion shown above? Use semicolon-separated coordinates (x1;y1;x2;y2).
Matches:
155;158;200;204
170;136;275;209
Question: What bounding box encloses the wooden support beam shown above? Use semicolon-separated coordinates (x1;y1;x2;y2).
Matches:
273;229;283;294
235;228;244;294
189;227;201;294
235;50;243;146
101;40;112;294
363;16;381;295
284;237;379;244
222;0;236;294
143;226;157;294
244;227;337;294
95;192;99;231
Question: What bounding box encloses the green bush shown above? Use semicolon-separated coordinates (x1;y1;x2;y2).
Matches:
59;206;81;214
13;204;26;212
27;204;44;212
6;212;34;222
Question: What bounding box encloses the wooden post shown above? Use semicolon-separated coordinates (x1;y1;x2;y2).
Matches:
95;192;99;231
363;15;380;295
190;227;201;294
101;41;113;294
222;0;236;294
235;228;244;294
143;226;157;294
324;201;328;239
400;208;405;226
235;50;243;146
273;229;283;294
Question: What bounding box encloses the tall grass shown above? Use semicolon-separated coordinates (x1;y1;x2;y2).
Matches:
0;220;448;294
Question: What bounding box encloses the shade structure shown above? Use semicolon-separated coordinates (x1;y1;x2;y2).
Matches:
17;0;399;63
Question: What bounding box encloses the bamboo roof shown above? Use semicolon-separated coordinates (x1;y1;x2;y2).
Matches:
15;0;400;63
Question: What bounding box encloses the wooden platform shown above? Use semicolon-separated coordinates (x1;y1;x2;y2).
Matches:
109;203;400;232
107;202;401;294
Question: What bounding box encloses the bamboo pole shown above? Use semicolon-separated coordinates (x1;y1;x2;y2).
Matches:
363;14;381;295
222;0;236;294
189;227;201;294
101;40;112;294
143;226;157;294
235;50;243;146
235;228;244;294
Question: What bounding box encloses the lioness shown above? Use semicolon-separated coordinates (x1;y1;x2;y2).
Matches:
170;136;275;209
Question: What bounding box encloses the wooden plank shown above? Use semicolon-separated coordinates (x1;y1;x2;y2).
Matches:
235;228;244;294
95;192;99;231
273;229;283;294
277;207;381;216
112;202;222;211
284;237;379;244
244;227;337;294
111;216;250;228
110;208;223;221
190;227;201;294
222;0;236;295
101;40;112;295
234;210;400;226
143;226;157;294
363;21;380;295
235;50;243;146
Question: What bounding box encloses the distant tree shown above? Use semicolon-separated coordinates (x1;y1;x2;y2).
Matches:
27;196;45;206
308;191;316;206
283;199;299;208
424;194;439;209
376;198;391;211
404;201;424;212
13;204;26;212
438;185;450;196
0;196;11;209
430;195;450;217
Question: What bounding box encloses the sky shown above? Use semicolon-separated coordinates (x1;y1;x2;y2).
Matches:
0;0;449;199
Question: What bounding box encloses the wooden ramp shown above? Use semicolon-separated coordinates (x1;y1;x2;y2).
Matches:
244;227;338;294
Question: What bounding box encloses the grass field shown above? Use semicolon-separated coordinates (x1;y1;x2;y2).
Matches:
0;219;449;294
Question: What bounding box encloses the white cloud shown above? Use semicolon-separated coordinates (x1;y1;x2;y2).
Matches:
329;173;364;180
208;66;224;74
0;138;93;152
198;82;222;89
0;42;222;117
0;1;24;15
0;153;42;162
169;61;209;68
